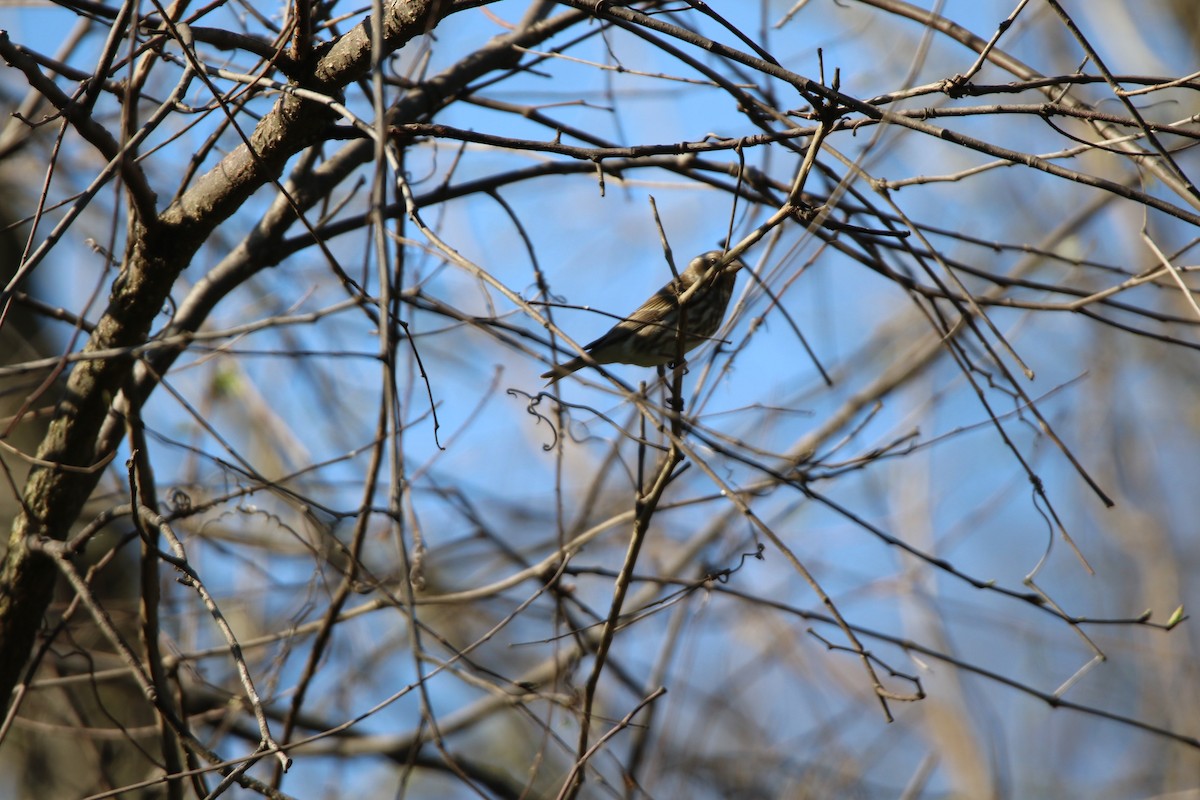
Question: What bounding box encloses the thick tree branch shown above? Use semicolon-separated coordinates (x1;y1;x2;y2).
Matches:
0;0;444;713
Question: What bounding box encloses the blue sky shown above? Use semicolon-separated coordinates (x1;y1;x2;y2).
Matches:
3;1;1200;797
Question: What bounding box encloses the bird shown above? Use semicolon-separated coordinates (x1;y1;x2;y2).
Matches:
541;250;745;384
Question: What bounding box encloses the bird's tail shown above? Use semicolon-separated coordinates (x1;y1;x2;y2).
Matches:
541;357;586;384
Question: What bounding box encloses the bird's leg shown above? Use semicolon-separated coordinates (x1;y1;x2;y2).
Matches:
666;358;690;375
666;361;686;412
655;364;670;409
655;364;680;412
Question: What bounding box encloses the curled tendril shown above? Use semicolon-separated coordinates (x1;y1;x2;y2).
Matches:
507;388;559;451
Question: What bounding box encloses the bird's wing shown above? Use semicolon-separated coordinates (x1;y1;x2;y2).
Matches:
583;280;680;348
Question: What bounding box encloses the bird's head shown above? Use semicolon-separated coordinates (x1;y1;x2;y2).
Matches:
682;250;745;285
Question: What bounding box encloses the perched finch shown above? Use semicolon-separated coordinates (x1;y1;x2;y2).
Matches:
542;250;745;384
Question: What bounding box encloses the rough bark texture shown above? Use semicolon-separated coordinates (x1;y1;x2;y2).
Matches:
0;0;441;712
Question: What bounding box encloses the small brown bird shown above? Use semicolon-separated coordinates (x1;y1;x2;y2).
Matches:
542;250;745;384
